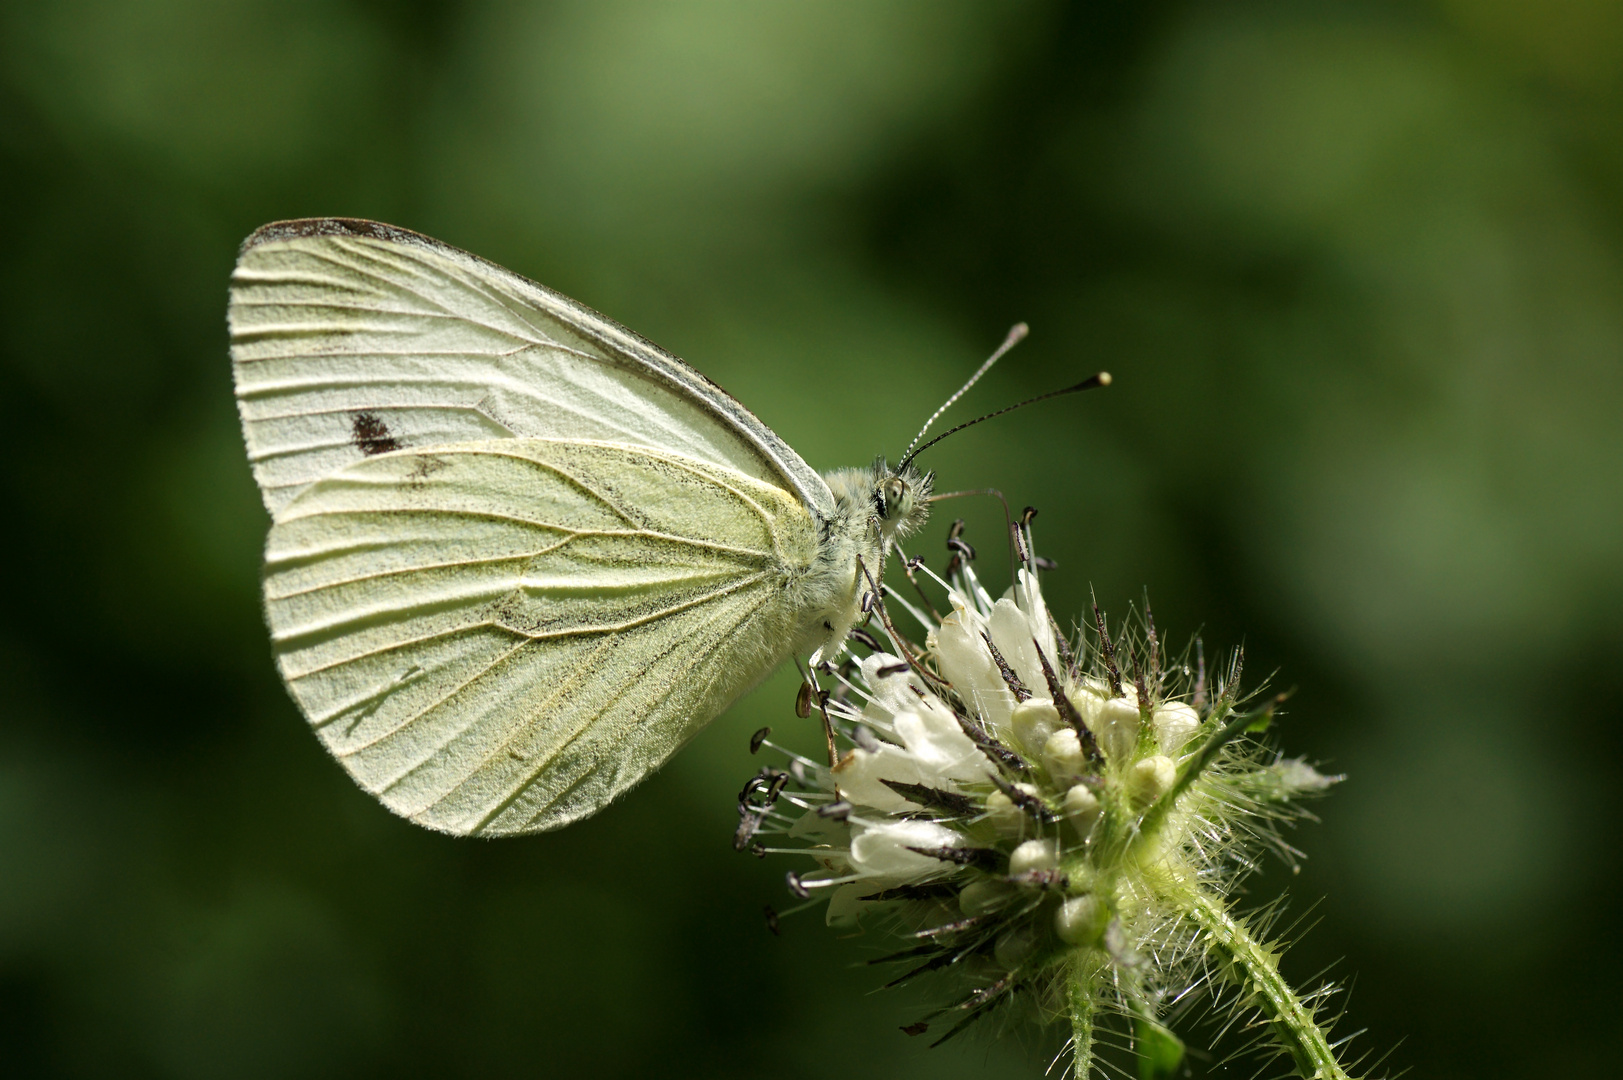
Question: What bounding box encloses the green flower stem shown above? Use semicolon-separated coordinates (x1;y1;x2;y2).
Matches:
1186;890;1356;1080
1067;950;1100;1080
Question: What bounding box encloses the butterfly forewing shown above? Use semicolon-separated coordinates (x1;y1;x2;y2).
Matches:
229;219;833;519
263;438;819;835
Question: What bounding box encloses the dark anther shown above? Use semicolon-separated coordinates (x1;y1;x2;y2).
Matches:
1093;602;1124;698
750;726;772;753
849;627;883;652
1034;638;1100;762
1010;521;1029;563
1033;555;1058;571
816;800;853;820
947;537;977;561
737;769;788;815
736;776;766;808
876;661;910;678
880;778;978;816
861;591;876;614
980;632;1032;701
786;871;811;899
795;681;814;718
904;844;1002;869
943;519;970;577
1021;506;1038;527
750;842;766;859
763;905;781;935
906;556;926;571
900;1022;930;1037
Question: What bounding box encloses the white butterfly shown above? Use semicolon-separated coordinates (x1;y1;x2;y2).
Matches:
229;219;934;836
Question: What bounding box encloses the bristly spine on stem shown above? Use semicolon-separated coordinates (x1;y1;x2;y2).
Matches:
734;515;1363;1079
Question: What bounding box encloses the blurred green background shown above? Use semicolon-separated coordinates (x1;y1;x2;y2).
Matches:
3;1;1620;1076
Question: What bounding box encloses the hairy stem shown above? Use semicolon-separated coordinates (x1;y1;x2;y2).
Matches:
1187;890;1356;1079
1067;951;1099;1080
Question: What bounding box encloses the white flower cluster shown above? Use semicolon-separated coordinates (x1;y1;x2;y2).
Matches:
734;520;1345;1073
816;567;1203;926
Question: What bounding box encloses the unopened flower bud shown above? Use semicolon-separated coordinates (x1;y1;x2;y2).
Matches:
1129;754;1177;804
1063;783;1101;835
1009;837;1060;878
1055;894;1108;945
983;790;1023;836
959;876;1016;915
1042;727;1085;781
1094;697;1140;762
1011;697;1061;754
1153;701;1200;755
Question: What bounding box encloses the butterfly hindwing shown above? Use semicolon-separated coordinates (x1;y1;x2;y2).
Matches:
263;438;820;835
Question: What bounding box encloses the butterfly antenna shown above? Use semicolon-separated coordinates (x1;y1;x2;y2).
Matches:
898;371;1111;471
900;323;1029;464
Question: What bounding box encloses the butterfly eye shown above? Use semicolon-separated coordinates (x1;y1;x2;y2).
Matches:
880;477;909;519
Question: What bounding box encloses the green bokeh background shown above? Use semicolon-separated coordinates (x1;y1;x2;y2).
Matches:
3;2;1620;1076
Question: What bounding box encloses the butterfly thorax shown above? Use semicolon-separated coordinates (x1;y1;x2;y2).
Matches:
794;459;932;661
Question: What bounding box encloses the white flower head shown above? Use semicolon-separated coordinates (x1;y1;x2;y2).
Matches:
734;516;1353;1078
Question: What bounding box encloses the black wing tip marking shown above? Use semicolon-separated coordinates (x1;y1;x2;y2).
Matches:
240;217;439;256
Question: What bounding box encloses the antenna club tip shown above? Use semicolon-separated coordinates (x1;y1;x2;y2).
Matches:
1007;322;1030;342
1096;371;1112;386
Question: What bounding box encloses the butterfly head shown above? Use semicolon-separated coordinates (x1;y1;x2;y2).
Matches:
871;457;932;544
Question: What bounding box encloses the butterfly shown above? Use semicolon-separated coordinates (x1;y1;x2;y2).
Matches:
229;219;939;836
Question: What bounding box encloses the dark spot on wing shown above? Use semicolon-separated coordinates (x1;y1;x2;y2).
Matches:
351;411;403;456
